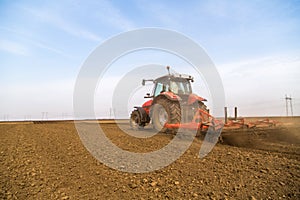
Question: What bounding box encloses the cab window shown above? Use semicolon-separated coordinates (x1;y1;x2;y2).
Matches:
154;82;170;96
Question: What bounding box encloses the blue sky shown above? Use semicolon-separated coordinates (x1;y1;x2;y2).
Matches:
1;0;300;120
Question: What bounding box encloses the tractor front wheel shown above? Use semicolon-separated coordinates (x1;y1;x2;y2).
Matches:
130;110;145;130
152;98;181;133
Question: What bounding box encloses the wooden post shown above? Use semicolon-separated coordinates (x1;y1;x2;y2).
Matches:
224;107;228;124
234;107;237;120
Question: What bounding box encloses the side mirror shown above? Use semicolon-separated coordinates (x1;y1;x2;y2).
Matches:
142;79;154;86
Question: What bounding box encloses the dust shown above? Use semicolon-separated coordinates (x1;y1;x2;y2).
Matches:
221;127;300;151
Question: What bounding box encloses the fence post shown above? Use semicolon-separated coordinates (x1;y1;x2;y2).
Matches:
224;107;228;124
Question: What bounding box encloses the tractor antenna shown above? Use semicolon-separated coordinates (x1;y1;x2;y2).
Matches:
166;66;171;76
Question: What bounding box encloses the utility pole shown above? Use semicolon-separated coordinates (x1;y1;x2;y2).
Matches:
109;108;116;119
42;112;48;120
285;95;293;116
62;112;68;120
290;97;293;116
3;114;9;121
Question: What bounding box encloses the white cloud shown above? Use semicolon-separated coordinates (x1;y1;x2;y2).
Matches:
135;1;182;28
218;55;300;82
22;6;102;42
0;26;72;58
0;39;29;55
90;0;135;31
21;0;136;41
28;39;73;58
217;54;300;116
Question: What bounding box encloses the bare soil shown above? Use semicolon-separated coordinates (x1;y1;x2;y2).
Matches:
0;120;299;199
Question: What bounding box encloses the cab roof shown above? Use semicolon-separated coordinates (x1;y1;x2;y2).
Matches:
154;74;194;83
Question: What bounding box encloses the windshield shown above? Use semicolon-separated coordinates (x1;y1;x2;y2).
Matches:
153;79;191;96
170;80;191;95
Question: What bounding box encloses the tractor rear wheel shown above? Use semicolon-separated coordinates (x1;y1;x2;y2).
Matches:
152;98;181;133
130;110;145;130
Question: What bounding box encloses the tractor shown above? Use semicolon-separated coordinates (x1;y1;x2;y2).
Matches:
130;66;218;134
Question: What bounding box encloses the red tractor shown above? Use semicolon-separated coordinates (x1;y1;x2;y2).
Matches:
130;66;218;134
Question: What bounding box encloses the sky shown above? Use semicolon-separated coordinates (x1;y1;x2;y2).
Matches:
0;0;300;120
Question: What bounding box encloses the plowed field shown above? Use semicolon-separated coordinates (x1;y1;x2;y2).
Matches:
0;119;299;199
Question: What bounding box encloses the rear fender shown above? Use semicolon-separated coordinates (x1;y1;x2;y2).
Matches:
157;92;181;101
188;93;207;105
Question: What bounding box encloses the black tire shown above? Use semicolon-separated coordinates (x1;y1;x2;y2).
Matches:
152;98;181;133
130;110;145;130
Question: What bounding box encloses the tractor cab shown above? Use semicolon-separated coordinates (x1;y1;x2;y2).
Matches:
153;75;193;97
143;72;195;100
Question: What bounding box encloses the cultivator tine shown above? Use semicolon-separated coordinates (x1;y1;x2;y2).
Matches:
211;119;224;132
199;118;224;158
